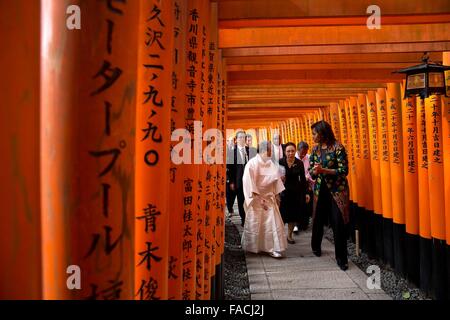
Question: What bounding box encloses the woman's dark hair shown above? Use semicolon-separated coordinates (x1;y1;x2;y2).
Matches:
284;142;296;150
311;120;336;145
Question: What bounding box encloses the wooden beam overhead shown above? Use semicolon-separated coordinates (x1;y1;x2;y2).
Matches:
222;42;450;57
225;52;443;65
218;0;450;20
228;69;403;85
219;14;450;28
219;23;450;48
227;62;414;71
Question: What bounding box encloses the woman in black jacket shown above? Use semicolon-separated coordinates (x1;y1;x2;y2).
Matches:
279;142;310;244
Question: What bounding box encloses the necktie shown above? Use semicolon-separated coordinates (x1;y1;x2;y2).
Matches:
241;148;247;164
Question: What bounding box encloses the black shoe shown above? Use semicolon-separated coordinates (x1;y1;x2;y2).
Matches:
287;238;295;244
312;250;321;257
338;263;348;271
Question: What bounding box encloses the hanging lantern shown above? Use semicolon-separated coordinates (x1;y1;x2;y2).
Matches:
394;52;450;99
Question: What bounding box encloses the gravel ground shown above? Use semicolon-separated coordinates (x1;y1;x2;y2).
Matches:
323;226;429;300
224;218;251;300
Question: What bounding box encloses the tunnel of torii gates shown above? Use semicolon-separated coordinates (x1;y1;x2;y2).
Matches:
1;0;450;300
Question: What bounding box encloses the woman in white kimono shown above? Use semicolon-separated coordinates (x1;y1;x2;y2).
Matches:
241;140;287;258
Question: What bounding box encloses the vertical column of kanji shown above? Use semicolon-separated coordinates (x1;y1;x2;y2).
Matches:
386;83;406;276
400;84;420;285
337;101;353;205
0;0;41;299
203;1;219;300
135;0;174;300
182;1;201;300
194;0;210;300
41;0;138;299
441;52;450;300
376;87;394;267
348;97;363;214
417;97;432;295
221;55;228;299
343;99;358;240
213;52;227;300
424;95;447;299
357;93;375;256
330;103;341;143
168;0;187;300
366;91;384;260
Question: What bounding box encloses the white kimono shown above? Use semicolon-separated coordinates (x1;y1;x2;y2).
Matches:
241;154;287;254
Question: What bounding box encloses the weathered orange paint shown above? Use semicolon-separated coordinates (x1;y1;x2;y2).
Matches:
400;83;419;236
386;83;405;225
41;0;138;299
366;91;383;216
417;98;431;240
425;96;446;241
0;0;42;299
376;88;393;219
442;52;450;245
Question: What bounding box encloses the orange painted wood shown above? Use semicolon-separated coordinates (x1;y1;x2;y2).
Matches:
417;98;432;240
376;88;393;219
425;96;446;240
386;83;406;224
366;91;383;216
225;53;443;66
222;42;450;58
41;0;138;299
0;0;42;299
219;14;450;29
135;0;173;300
357;94;373;211
219;23;450;48
348;97;363;207
218;0;450;20
168;0;187;300
338;100;354;202
400;84;419;236
442;52;450;244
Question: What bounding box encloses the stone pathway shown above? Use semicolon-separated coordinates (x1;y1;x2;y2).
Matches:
226;206;391;300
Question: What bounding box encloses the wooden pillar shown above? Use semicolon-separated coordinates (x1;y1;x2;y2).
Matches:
400;83;420;285
358;93;375;256
424;94;447;299
343;100;358;207
330;103;341;143
181;0;202;300
41;0;138;299
168;0;187;300
376;87;394;267
0;0;41;299
338;100;353;204
386;82;406;275
417;97;432;295
366;91;384;260
442;52;450;300
135;0;173;300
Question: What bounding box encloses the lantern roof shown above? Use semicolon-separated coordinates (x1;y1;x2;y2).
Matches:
394;53;450;74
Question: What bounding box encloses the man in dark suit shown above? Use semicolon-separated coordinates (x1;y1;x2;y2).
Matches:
227;130;249;226
271;133;286;163
226;136;236;216
246;134;258;160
